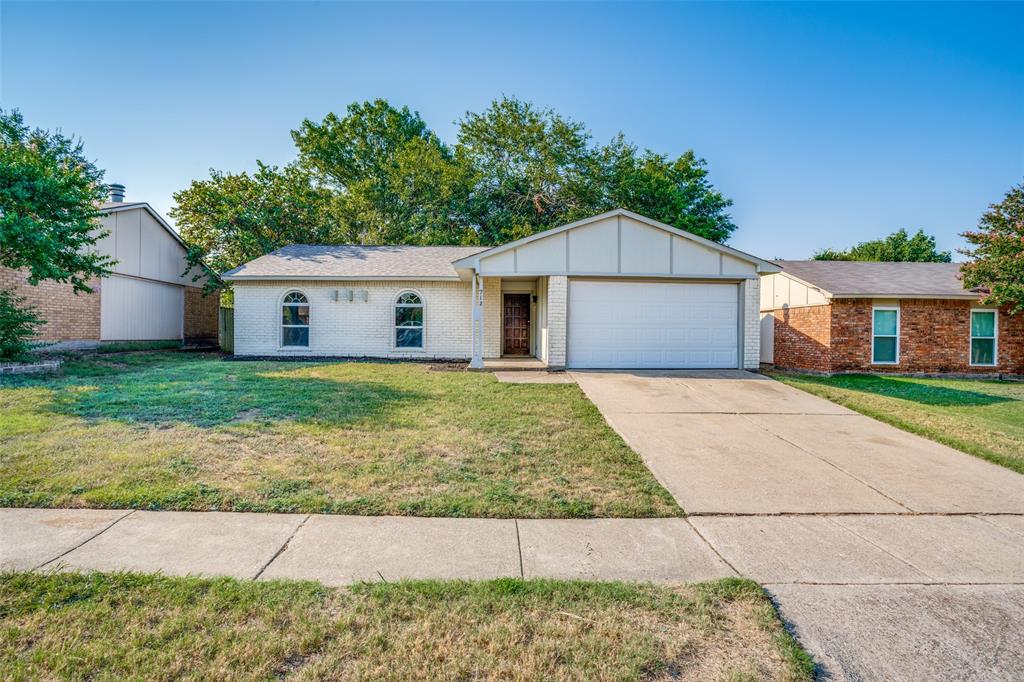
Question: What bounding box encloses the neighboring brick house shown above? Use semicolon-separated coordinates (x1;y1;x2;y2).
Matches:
223;209;778;369
1;186;219;345
761;260;1023;376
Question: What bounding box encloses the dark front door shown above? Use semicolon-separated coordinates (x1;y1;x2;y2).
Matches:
503;294;531;356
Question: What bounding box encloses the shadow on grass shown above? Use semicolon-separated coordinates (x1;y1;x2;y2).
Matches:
42;354;425;428
794;373;1016;408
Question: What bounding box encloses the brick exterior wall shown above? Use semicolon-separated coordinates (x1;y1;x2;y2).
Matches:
0;266;101;342
482;277;502;359
742;278;760;370
771;304;832;373
546;276;568;368
232;279;488;359
184;287;220;343
771;298;1024;375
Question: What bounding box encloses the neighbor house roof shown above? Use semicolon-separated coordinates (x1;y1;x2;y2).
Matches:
221;244;490;281
774;260;982;299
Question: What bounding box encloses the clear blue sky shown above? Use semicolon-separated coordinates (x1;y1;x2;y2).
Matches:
2;2;1021;259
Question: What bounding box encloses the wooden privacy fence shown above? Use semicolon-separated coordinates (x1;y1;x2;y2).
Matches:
219;307;234;353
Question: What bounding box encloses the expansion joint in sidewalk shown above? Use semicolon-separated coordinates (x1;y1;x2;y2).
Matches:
253;514;310;580
37;509;136;570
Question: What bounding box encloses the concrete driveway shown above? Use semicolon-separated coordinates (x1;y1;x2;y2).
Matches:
571;369;1024;515
572;369;1024;681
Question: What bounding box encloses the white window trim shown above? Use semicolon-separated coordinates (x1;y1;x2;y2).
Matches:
394;289;425;351
969;308;998;367
280;290;310;349
871;305;900;365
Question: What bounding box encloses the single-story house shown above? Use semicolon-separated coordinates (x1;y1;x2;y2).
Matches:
761;260;1023;375
0;185;220;345
222;209;780;369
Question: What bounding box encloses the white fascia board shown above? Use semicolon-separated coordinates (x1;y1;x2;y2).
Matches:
222;275;464;282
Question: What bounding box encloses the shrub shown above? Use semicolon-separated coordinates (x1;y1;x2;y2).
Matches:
0;289;42;360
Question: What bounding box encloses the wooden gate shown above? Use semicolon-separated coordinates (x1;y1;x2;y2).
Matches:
219;307;234;354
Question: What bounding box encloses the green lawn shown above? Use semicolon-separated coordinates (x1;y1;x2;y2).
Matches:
774;372;1024;474
0;572;813;681
0;352;679;518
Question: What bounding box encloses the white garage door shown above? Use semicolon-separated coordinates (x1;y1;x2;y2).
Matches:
101;275;184;341
567;280;739;369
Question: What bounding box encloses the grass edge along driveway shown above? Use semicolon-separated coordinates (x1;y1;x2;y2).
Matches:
0;571;814;681
0;352;681;519
773;372;1024;475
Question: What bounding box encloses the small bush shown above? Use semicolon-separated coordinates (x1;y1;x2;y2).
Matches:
0;289;41;360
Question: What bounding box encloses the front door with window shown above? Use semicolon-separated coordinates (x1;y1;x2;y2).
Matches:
503;294;531;355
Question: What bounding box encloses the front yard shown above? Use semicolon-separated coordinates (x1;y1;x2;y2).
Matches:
0;352;679;518
0;572;812;681
774;373;1024;474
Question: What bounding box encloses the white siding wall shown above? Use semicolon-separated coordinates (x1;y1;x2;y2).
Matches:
100;275;183;340
233;279;483;359
95;208;203;288
760;272;829;311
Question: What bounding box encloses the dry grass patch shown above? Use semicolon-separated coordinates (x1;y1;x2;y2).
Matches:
0;352;680;518
0;572;813;681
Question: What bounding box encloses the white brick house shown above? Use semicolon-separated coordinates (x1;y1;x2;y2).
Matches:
223;209;780;369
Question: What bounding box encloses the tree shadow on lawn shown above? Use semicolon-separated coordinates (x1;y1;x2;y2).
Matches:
47;362;426;428
809;374;1017;408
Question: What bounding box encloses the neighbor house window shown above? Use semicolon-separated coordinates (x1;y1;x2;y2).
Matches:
872;306;899;364
970;310;997;366
395;291;424;349
281;291;309;347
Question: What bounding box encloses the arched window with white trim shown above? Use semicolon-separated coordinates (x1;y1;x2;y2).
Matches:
281;291;309;347
395;291;424;349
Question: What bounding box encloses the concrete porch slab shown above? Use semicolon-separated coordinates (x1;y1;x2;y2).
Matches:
690;516;927;584
258;515;520;585
746;413;1024;514
830;515;1024;583
0;508;131;571
517;518;734;582
52;510;305;579
601;412;906;514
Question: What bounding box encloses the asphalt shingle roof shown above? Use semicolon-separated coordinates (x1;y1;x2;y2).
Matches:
774;260;980;298
221;244;489;280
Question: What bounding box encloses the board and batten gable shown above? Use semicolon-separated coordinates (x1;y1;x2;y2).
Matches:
760;272;830;312
476;214;758;278
94;207;205;288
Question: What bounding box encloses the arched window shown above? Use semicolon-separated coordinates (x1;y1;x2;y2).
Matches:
281;291;309;347
395;291;423;349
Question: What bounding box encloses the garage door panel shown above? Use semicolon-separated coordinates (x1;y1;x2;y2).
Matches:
567;280;738;369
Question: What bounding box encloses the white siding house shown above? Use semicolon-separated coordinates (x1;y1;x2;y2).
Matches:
224;209;780;369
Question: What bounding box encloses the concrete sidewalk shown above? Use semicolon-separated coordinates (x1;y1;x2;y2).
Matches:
4;507;1024;586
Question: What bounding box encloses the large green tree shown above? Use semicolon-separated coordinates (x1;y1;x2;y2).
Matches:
457;97;600;244
170;162;340;292
960;181;1024;314
0;109;113;291
595;135;735;243
293;99;473;245
813;229;952;262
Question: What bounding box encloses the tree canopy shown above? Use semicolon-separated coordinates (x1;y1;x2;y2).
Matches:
960;181;1024;314
812;229;952;262
172;97;738;277
0;109;113;292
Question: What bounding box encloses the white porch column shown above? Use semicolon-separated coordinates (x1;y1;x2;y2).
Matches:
469;272;484;368
547;275;568;368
